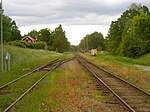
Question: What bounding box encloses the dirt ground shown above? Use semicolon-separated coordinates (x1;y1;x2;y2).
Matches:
134;64;150;72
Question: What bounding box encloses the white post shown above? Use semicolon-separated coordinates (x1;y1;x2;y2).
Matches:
5;52;10;71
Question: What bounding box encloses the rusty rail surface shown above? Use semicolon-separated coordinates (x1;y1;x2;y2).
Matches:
76;55;150;112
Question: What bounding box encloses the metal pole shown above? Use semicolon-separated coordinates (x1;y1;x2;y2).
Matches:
0;0;3;72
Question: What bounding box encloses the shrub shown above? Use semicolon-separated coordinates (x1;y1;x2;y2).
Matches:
8;40;27;48
7;41;47;50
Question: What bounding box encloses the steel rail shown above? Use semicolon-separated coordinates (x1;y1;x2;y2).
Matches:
0;59;60;90
3;57;74;112
3;60;63;112
77;56;136;112
34;59;60;71
79;55;150;96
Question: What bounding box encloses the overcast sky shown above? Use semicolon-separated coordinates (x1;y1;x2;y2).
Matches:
3;0;150;45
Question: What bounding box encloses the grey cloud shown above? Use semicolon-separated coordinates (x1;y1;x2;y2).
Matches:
57;0;125;15
3;0;150;27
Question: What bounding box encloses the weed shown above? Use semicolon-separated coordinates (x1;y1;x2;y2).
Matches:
0;45;63;86
82;52;150;92
9;60;113;112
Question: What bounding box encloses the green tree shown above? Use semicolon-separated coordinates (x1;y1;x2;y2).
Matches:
0;15;21;42
106;3;150;57
28;29;39;40
25;25;70;52
70;45;78;52
47;31;55;51
88;32;104;50
53;24;70;53
79;32;104;50
38;28;51;42
120;13;150;57
11;20;21;41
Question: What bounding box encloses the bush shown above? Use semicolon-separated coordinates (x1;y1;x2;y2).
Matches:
119;36;150;58
8;40;27;48
8;41;47;50
24;41;46;49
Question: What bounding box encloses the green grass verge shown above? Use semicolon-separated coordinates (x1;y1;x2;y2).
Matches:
0;45;64;86
0;71;46;112
84;51;150;66
82;52;150;93
9;69;65;112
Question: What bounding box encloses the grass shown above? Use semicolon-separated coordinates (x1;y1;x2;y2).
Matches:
0;45;64;86
9;60;114;112
0;71;46;112
1;47;149;111
0;45;74;111
96;51;150;66
81;52;150;93
133;53;150;66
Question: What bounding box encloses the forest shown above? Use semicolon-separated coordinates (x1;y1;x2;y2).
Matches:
79;3;150;58
105;3;150;58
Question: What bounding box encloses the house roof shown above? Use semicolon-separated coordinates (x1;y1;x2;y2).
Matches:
21;36;36;42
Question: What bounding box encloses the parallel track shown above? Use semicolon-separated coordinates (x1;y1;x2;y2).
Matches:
0;59;60;90
0;57;74;112
76;55;150;112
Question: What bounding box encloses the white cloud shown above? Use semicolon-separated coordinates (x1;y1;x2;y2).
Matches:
19;24;109;45
63;25;109;45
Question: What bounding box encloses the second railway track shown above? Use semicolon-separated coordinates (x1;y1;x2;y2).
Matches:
0;57;74;112
0;58;61;90
76;55;150;112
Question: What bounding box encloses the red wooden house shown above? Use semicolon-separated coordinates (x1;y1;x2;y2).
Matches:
21;36;36;42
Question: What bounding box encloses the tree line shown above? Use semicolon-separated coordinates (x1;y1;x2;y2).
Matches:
78;3;150;58
78;32;105;51
26;25;70;53
0;14;70;53
105;3;150;58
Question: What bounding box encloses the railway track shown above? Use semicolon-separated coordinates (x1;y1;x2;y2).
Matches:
76;55;150;112
0;58;60;90
0;57;74;112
